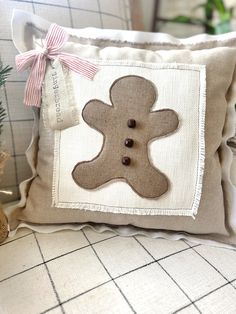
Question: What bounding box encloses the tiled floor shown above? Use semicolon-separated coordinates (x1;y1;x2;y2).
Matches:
0;228;236;314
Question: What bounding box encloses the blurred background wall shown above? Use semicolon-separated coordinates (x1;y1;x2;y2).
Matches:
139;0;236;36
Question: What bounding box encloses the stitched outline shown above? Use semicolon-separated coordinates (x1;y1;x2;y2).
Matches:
52;61;206;217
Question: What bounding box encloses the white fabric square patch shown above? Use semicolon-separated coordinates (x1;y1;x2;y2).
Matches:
52;61;206;217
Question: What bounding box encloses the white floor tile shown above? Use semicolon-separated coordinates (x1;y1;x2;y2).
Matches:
71;9;102;28
0;234;42;281
0;0;33;40
47;246;110;302
46;307;63;314
2;228;32;245
116;263;189;314
6;82;34;121
93;236;153;278
36;230;89;261
69;0;99;11
99;0;122;15
34;3;71;27
12;120;34;155
83;227;116;244
63;281;133;314
184;240;201;248
102;15;125;30
35;0;68;5
0;265;58;314
177;304;199;314
160;249;227;300
196;284;236;314
136;236;189;260
194;245;236;281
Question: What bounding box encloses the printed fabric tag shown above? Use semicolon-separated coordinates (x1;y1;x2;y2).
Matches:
42;59;80;130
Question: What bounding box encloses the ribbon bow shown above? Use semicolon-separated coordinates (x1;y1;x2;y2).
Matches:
16;24;98;107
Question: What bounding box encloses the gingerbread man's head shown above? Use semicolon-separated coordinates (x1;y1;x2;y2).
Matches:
110;75;157;114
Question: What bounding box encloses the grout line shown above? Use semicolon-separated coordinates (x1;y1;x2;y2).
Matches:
190;246;236;290
44;234;118;263
40;279;112;314
0;231;32;246
134;236;202;313
67;0;74;28
4;229;235;312
0;232;199;284
9;0;128;22
82;230;137;313
96;0;104;28
173;302;195;314
156;244;201;262
109;244;201;281
0;262;44;284
40;305;63;314
96;242;198;280
31;0;36;14
45;253;218;314
42;237;215;314
4;232;234;313
190;279;236;311
2;119;34;123
1;60;20;196
5;80;27;83
0;233;118;281
183;239;203;247
114;260;157;279
194;279;236;303
33;233;66;314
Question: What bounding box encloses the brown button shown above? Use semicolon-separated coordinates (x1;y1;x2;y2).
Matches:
122;156;131;166
124;138;134;148
127;119;136;128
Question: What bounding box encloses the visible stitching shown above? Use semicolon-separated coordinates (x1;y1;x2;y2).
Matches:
189;68;206;216
24;20;236;52
53;62;205;217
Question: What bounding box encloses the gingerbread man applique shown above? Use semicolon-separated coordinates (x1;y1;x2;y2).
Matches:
72;75;179;198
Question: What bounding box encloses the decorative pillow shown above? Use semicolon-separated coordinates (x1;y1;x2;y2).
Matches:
5;10;236;248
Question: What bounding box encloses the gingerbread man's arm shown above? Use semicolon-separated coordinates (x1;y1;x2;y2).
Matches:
148;109;179;139
82;100;113;134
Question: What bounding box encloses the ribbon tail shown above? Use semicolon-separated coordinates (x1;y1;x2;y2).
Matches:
24;55;47;107
46;24;69;52
15;50;38;72
59;54;99;80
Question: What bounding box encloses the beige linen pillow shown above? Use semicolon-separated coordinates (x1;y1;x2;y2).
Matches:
6;11;236;248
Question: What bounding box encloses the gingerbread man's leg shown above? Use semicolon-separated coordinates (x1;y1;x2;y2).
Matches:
148;109;179;139
125;153;168;198
72;144;117;189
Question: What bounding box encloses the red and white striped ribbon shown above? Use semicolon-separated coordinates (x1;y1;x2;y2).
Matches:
15;23;99;107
